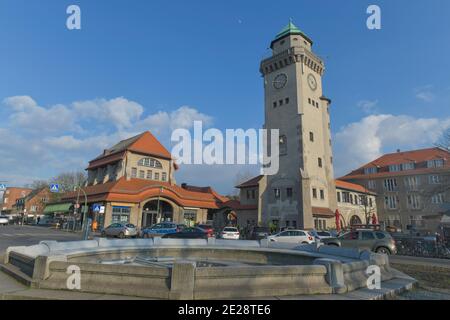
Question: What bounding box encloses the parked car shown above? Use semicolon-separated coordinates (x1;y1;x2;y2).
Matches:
220;227;240;240
162;227;208;239
141;222;185;238
0;216;9;226
309;230;335;242
196;224;215;238
267;230;315;244
101;222;138;239
321;229;397;255
249;226;271;240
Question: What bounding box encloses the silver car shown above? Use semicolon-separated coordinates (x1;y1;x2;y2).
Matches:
101;222;137;239
0;216;9;226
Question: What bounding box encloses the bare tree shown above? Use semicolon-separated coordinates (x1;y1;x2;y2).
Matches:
50;171;87;193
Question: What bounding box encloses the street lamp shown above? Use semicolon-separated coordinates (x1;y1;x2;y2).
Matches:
74;185;88;240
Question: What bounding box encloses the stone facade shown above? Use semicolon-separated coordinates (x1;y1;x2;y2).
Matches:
258;22;337;230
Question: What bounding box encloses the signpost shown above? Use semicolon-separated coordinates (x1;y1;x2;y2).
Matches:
0;183;6;191
50;184;60;193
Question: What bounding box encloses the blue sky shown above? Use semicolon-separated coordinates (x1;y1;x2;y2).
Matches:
0;0;449;194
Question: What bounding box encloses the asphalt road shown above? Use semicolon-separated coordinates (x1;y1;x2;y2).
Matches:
0;225;82;255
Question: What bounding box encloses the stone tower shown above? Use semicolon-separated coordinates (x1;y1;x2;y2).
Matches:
259;21;337;230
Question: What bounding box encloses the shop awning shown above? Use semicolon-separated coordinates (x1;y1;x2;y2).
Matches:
43;203;73;214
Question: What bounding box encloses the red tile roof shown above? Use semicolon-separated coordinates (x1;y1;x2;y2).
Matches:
235;175;263;188
340;147;450;180
87;131;172;170
62;177;229;209
335;180;376;195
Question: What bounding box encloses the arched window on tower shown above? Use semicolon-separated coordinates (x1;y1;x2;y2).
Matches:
138;158;163;169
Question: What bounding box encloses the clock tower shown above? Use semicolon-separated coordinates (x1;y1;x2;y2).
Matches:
259;21;337;230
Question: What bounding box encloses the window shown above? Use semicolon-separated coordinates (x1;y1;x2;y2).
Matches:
312;188;317;199
384;195;399;210
364;167;378;174
350;194;353;204
138;158;162;168
320;189;325;200
337;191;341;202
367;180;376;190
432;193;444;204
286;188;293;199
112;206;131;223
369;198;373;207
279;135;287;155
162;173;167;181
154;172;160;180
252;189;256;199
131;167;137;178
139;170;145;179
375;232;386;239
427;159;444;168
389;164;401;172
428;175;441;184
342;192;350;203
246;190;250;199
318;157;322;168
362;231;375;240
309;132;314;142
402;162;415;170
308;98;311;104
273;101;277;108
383;178;398;191
274;188;281;200
279;99;283;106
285;98;290;104
404;176;419;190
147;170;152;179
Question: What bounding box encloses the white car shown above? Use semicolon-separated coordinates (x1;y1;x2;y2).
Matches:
267;230;315;244
0;216;9;226
220;227;240;240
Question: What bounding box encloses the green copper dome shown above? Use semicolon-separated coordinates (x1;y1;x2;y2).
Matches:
271;20;313;47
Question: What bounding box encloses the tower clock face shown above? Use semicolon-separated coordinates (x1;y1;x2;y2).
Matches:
307;73;318;91
273;73;288;89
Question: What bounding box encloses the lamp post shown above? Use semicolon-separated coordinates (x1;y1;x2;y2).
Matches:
74;185;88;240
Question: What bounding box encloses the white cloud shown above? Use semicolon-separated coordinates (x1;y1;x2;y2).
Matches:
357;100;378;114
415;85;436;102
334;114;450;177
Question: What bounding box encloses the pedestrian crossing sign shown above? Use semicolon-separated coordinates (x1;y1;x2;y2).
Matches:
50;184;60;193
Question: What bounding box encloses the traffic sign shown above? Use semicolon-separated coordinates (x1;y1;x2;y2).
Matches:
49;184;60;193
0;183;6;191
93;204;101;212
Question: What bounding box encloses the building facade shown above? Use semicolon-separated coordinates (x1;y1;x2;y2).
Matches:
257;21;337;230
235;176;374;231
339;147;450;234
1;187;32;215
15;188;51;222
61;131;234;230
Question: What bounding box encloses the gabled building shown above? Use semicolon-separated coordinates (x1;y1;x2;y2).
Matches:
1;187;32;215
15;187;51;223
62;131;234;229
339;147;449;234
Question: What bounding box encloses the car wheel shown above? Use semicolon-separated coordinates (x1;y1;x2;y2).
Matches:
301;241;308;244
376;247;391;255
118;232;125;239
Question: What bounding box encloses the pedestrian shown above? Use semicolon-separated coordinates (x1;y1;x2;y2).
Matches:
37;216;40;225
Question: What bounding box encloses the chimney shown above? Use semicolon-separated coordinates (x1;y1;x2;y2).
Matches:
181;183;187;189
397;149;401;153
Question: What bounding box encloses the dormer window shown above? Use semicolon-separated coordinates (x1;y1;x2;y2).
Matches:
364;167;378;174
427;159;444;168
389;164;401;172
401;162;415;171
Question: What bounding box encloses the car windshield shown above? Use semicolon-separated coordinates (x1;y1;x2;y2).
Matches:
224;227;237;232
317;232;330;236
